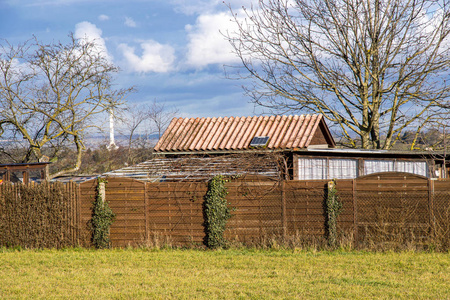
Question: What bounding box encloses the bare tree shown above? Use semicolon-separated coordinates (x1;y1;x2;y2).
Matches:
120;100;178;164
123;100;178;147
0;34;132;178
226;0;450;149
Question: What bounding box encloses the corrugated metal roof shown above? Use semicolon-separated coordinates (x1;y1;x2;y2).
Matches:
103;155;281;182
154;114;332;152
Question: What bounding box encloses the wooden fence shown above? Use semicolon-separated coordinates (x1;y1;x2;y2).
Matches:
76;173;450;248
1;172;449;248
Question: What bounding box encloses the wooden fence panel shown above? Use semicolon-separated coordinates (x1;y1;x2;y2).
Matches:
334;180;355;234
74;175;450;248
353;173;431;246
78;179;97;247
225;180;282;242
106;178;146;247
146;182;207;246
284;180;328;236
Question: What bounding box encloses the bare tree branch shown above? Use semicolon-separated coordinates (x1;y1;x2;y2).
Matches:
226;0;450;149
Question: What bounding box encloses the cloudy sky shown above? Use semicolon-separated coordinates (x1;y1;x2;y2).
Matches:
0;0;263;122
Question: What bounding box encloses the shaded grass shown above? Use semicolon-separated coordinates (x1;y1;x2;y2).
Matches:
0;248;449;299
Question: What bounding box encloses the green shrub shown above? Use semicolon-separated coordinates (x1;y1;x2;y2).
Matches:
203;175;232;249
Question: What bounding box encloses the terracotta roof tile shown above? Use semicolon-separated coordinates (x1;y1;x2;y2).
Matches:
154;114;334;152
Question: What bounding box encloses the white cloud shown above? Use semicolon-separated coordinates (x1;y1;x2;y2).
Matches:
5;0;78;6
170;0;254;15
74;21;111;60
118;40;175;73
170;0;220;15
124;17;137;28
184;12;241;68
98;14;110;21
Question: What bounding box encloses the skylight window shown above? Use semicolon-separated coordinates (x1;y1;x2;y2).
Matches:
250;136;270;147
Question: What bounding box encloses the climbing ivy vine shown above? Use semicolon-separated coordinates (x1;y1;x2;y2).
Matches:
91;178;115;249
326;180;342;248
204;175;232;249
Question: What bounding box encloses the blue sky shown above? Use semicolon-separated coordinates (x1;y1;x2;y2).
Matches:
0;0;263;122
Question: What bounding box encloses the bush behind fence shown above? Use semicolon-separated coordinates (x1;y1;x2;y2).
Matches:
0;182;78;249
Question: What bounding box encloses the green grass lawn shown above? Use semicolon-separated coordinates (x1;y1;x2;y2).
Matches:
0;248;449;299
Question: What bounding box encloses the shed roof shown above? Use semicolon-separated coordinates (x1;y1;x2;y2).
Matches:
103;154;281;182
154;114;335;152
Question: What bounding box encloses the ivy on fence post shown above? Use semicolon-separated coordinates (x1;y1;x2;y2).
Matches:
326;179;342;248
91;177;115;249
204;175;232;249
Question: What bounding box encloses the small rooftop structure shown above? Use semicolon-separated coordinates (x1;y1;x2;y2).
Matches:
154;114;335;153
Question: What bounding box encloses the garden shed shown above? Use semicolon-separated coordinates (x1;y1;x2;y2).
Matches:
106;114;445;181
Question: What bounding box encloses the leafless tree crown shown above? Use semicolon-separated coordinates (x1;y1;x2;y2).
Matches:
0;34;132;177
226;0;450;149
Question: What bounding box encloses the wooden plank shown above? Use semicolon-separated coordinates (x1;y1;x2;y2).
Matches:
110;228;146;235
355;187;429;192
357;179;427;184
148;205;203;211
146;186;208;192
112;219;146;226
148;226;205;232
110;233;146;239
146;217;204;223
114;214;146;220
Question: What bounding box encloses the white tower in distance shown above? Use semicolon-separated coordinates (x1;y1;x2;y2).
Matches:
107;108;118;150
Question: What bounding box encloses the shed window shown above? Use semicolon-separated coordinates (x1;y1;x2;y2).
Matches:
364;160;428;177
298;158;327;180
298;157;429;180
329;159;358;179
298;158;358;180
364;160;394;174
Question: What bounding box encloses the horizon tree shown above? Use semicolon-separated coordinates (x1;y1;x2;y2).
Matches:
226;0;450;149
0;34;132;178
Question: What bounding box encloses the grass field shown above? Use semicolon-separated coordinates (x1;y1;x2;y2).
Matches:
0;248;449;299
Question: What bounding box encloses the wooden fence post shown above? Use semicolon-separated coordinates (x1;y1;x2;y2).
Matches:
428;178;434;237
77;181;81;246
145;182;149;245
281;180;287;239
352;179;358;248
99;181;106;203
